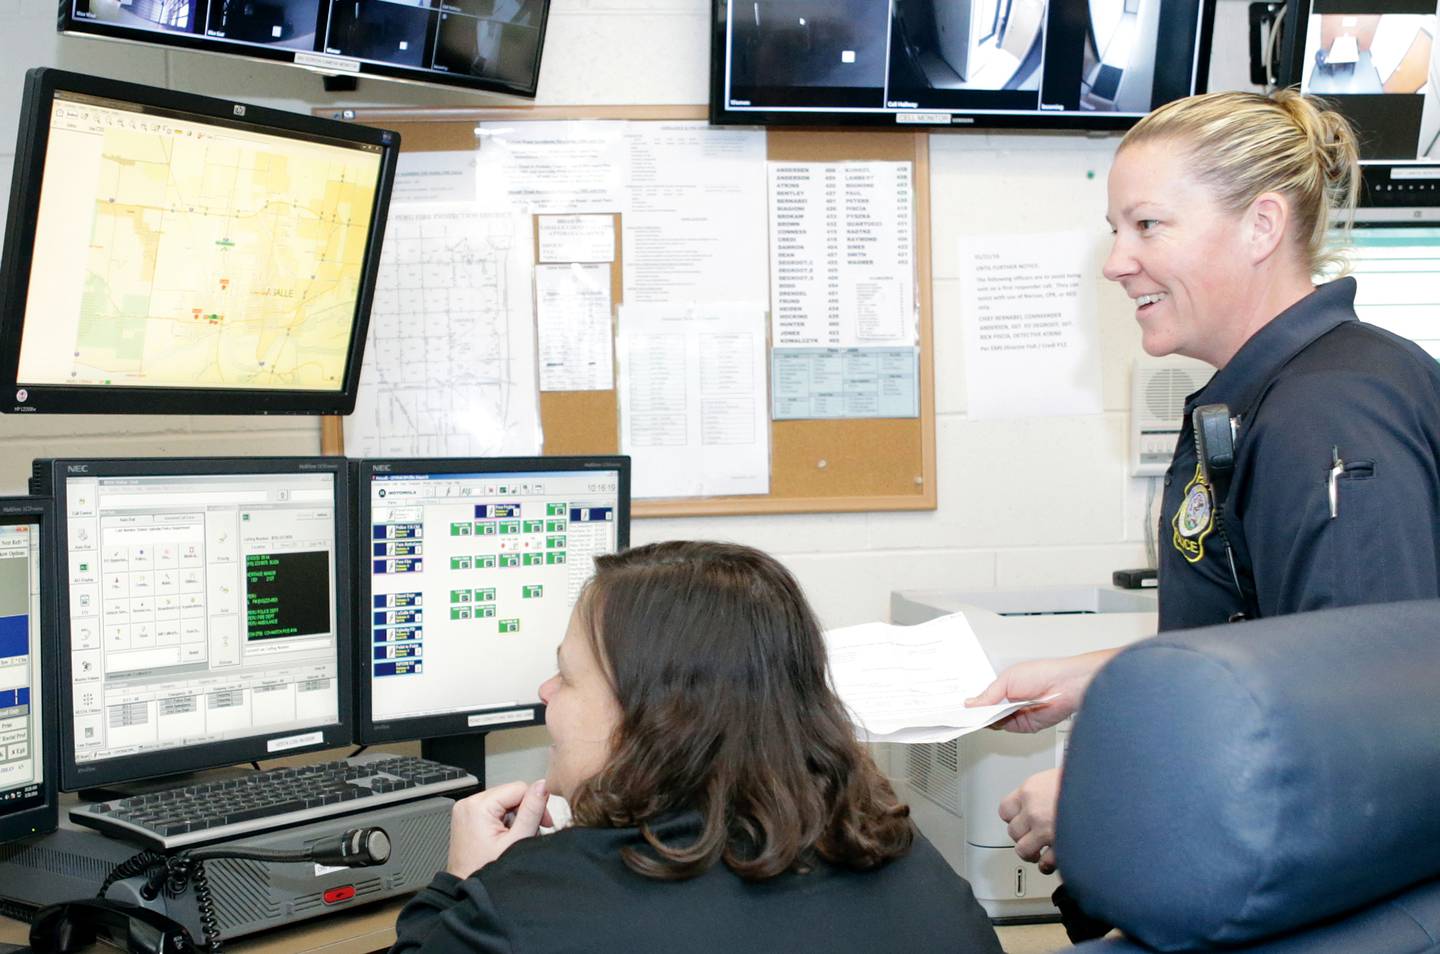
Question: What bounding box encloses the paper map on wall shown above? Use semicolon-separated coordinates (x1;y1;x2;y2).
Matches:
344;203;542;457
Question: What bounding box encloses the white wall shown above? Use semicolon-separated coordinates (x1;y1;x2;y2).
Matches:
0;0;1260;775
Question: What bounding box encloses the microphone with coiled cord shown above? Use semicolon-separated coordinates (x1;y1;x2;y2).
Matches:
182;826;391;866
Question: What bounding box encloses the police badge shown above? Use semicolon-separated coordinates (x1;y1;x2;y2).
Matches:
1171;464;1214;563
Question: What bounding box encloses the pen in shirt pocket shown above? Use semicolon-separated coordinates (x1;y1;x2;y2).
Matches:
1328;446;1343;520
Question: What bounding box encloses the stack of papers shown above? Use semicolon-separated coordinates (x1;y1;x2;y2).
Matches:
825;612;1041;744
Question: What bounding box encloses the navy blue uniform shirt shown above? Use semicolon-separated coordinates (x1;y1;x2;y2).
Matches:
1158;277;1440;631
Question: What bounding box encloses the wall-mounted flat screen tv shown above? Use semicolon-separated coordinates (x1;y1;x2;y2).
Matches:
1278;0;1440;217
711;0;1216;130
59;0;550;97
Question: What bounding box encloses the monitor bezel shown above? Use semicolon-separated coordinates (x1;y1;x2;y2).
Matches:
0;497;59;842
56;1;550;99
0;68;399;416
43;457;355;793
707;0;1217;131
353;456;631;746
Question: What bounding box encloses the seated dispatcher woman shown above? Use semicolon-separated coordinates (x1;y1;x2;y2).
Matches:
390;541;1003;953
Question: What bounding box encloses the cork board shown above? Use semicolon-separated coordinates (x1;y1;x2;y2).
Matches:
319;105;935;517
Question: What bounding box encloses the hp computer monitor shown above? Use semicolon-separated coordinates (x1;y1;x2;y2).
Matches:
0;68;399;414
32;458;354;792
0;499;58;841
1279;1;1440;218
355;457;630;747
710;0;1216;130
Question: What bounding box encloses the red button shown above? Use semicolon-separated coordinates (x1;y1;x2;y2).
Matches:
323;885;357;905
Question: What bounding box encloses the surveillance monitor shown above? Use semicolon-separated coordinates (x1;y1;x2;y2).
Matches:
1279;1;1440;216
711;0;1217;129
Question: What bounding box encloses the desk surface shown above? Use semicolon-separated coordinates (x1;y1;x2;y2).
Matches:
0;902;1071;953
0;897;405;953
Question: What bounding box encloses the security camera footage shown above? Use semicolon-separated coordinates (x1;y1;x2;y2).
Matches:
717;0;1212;127
65;0;547;95
1292;0;1440;161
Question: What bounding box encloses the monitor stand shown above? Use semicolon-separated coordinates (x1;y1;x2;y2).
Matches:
421;733;489;788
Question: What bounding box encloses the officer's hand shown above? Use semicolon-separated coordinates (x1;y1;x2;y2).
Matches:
965;649;1118;734
1000;768;1062;875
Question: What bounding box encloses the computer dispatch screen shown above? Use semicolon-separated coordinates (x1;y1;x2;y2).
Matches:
64;471;341;765
0;517;46;814
368;467;623;729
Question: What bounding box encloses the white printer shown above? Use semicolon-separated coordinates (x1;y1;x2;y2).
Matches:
886;587;1157;921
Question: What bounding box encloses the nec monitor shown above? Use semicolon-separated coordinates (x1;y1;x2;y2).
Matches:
32;458;353;792
57;0;549;98
0;499;58;842
710;0;1216;130
0;68;399;414
355;457;629;746
1278;1;1440;216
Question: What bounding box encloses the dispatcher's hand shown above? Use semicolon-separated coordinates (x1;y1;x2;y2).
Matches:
965;649;1119;733
445;779;553;878
1000;768;1061;876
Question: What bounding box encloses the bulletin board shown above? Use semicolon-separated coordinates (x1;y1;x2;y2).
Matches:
318;105;935;518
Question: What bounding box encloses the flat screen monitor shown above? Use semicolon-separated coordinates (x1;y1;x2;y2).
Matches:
57;0;550;98
0;499;58;841
710;0;1216;129
1342;223;1440;355
1279;1;1440;216
0;68;399;414
32;458;354;792
355;457;629;745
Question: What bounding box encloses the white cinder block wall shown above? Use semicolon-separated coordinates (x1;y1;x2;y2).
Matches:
0;0;1262;778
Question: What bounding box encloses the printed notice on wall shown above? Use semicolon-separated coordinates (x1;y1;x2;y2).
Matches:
392;150;478;203
772;348;918;420
767;162;916;350
476;120;627;214
535;263;614;392
958;231;1103;419
616;302;770;499
621;123;769;306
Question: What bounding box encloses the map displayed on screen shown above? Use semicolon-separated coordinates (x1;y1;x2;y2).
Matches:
16;92;383;392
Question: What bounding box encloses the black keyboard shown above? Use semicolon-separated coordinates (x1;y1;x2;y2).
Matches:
70;752;476;850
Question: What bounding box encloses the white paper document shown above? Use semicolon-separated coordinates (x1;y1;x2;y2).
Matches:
958;231;1104;419
476;120;627;214
535;263;614;392
345;203;542;457
621;123;769;305
391;150;478;203
825;613;1040;743
769;162;917;349
617;302;770;498
537;214;616;264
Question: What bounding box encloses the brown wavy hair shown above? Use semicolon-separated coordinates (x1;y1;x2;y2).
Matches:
566;540;914;881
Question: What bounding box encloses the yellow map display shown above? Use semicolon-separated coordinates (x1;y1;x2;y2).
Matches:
20;99;382;391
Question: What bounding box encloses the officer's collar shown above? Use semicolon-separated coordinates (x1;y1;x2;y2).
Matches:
1185;276;1356;416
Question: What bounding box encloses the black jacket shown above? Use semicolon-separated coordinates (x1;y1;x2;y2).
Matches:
390;814;1004;953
